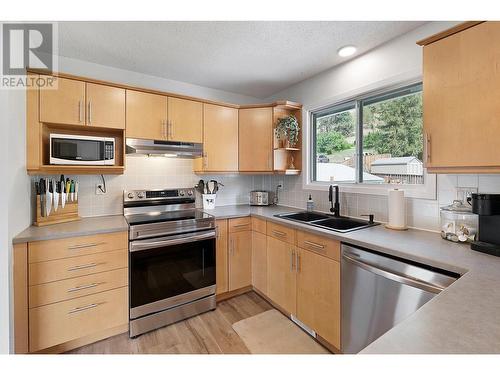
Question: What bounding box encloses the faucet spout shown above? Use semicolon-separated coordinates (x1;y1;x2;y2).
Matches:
329;185;340;217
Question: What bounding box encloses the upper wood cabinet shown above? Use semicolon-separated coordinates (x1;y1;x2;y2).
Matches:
267;236;296;315
199;104;239;172
296;247;340;350
420;21;500;172
239;107;273;172
39;76;86;126
126;90;168;140
167;97;203;143
39;77;125;129
86;83;125;129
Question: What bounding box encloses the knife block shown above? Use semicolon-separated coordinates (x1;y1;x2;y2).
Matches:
34;195;80;227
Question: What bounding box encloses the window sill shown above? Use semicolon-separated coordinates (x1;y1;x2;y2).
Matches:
303;173;437;200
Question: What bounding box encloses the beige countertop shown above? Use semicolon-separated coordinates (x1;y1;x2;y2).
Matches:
13;204;500;353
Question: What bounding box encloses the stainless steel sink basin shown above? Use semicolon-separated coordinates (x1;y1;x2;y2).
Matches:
274;211;378;233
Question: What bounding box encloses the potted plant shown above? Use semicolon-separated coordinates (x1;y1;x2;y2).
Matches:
275;115;300;148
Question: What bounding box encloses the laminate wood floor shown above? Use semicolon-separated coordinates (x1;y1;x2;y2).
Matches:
68;292;273;354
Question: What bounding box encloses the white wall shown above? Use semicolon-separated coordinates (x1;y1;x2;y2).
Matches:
262;21;500;232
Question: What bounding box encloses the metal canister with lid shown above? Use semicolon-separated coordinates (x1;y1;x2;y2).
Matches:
440;200;478;243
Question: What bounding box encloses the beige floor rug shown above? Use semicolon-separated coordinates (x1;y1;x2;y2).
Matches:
232;309;330;354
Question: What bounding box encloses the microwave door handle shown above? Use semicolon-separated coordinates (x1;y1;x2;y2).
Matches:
130;230;216;252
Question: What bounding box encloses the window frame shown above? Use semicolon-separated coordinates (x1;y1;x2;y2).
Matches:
304;80;436;200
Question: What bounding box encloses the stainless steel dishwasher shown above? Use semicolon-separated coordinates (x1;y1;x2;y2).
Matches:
341;244;459;354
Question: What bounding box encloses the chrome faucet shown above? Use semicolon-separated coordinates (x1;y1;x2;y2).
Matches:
329;184;340;217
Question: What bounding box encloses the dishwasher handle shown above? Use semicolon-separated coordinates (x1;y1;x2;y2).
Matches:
342;253;444;294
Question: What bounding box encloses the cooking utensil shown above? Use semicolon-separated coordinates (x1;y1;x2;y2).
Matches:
39;178;46;217
46;179;52;216
195;180;205;194
207;181;215;194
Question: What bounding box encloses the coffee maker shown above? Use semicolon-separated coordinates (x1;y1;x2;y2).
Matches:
471;193;500;256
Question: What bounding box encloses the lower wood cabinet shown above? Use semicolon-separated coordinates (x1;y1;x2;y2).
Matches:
215;219;229;295
228;229;252;291
296;247;341;349
267;236;296;315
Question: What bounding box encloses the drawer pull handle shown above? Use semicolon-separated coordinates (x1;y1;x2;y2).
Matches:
304;240;325;250
67;283;100;293
68;242;106;250
68;303;99;314
233;224;250;228
67;263;97;271
272;230;286;237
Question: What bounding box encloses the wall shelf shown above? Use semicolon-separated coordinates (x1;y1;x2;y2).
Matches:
274;169;301;175
273;147;300;151
27;165;125;175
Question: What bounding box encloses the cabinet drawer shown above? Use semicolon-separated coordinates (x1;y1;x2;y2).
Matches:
29;249;128;286
229;217;252;233
252;217;267;234
29;286;128;352
296;230;340;261
267;221;295;244
29;231;128;263
29;268;128;308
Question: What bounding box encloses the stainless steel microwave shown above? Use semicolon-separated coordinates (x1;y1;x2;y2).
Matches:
50;134;115;165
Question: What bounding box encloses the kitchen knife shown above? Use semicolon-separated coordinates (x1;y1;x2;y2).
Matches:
66;178;71;202
46;179;53;216
61;180;66;208
75;181;79;201
53;179;59;212
39;178;46;217
70;180;75;201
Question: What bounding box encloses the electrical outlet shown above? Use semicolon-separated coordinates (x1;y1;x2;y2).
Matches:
95;183;105;195
277;180;284;190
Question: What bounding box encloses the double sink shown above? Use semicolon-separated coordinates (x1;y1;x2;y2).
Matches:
274;211;378;233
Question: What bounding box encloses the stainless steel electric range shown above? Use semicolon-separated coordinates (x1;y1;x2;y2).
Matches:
123;188;216;338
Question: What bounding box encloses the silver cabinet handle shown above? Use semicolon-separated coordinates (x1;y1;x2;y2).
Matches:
304;240;325;250
67;242;105;250
230;238;235;255
67;262;97;272
204;152;208;169
233;223;250;228
296;252;301;273
169;120;174;139
68;303;99;314
272;230;286;237
88;101;92;124
342;253;444;294
78;100;83;123
67;283;99;293
130;230;216;252
290;248;295;271
426;132;431;163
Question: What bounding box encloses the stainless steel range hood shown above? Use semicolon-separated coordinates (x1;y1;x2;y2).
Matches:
126;138;203;159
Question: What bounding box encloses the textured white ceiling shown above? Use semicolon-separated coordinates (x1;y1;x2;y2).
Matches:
56;21;427;98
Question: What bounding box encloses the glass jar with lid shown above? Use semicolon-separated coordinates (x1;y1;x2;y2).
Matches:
440;200;478;243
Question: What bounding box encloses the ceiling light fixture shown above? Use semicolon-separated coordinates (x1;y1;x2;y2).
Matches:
338;45;357;57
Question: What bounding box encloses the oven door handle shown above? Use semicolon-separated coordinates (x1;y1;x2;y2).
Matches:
130;230;216;252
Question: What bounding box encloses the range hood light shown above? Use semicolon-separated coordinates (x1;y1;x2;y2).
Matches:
126;138;203;159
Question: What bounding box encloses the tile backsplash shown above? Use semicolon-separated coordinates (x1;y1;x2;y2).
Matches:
31;155;500;233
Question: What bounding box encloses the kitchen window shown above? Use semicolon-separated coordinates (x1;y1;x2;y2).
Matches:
308;82;436;199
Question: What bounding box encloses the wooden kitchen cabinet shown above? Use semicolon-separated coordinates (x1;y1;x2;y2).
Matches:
126;90;167;140
167;97;203;143
228;219;252;291
196;104;239;172
267;236;296;315
238;107;273;172
215;219;229;295
252;231;267;295
419;21;500;172
39;76;86;126
296;247;341;350
86;83;125;129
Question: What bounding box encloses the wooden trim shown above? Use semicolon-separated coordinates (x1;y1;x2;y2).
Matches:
33;323;128;354
215;285;252;302
26;72;40;170
26;68;302;111
417;21;484;46
316;334;341;354
13;243;29;354
427;166;500;174
27;165;125;175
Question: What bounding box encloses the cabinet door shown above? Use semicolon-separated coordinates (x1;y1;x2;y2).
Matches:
39;76;85;126
126;90;167;140
267;236;296;315
167;97;203;143
296;248;340;349
252;231;267;295
424;22;500;169
228;230;252;291
238;107;273;171
215;219;229;295
86;83;125;129
203;104;239;171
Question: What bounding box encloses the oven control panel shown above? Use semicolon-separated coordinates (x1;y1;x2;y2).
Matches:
124;188;195;202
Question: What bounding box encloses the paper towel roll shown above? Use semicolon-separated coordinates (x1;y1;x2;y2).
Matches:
387;189;407;230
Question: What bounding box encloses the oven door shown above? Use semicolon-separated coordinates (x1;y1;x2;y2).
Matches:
129;229;216;319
